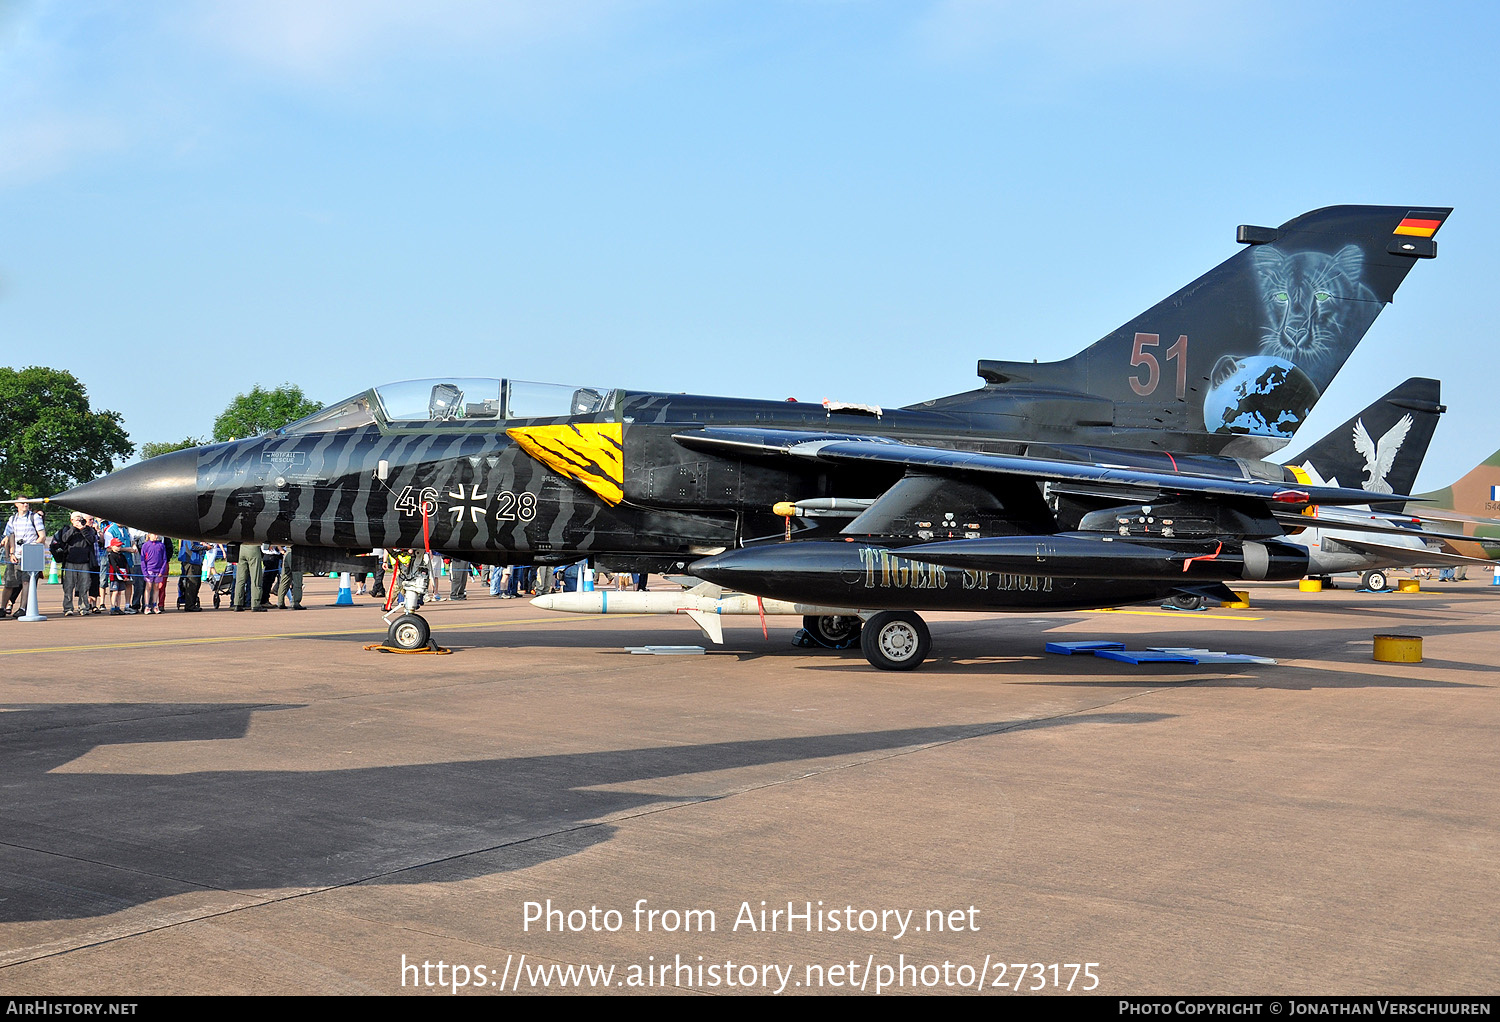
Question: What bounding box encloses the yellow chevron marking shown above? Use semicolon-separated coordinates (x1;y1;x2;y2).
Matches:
507;423;625;505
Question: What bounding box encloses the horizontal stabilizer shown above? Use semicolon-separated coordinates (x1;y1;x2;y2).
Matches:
1331;536;1493;567
1273;510;1484;546
1403;508;1500;528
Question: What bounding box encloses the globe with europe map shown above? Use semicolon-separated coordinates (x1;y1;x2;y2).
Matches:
1203;355;1319;439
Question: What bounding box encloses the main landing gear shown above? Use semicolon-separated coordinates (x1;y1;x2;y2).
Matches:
1361;569;1391;593
859;611;932;671
802;614;863;649
794;611;930;670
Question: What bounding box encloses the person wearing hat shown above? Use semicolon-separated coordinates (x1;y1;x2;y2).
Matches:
101;520;136;615
52;512;100;616
2;499;47;617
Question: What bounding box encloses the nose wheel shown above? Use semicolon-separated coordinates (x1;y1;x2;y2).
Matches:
859;611;931;671
387;613;432;651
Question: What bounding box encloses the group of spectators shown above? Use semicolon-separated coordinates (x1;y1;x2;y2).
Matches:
359;555;624;603
223;542;306;612
488;563;647;598
356;556;642;603
5;499;637;620
1;501;305;618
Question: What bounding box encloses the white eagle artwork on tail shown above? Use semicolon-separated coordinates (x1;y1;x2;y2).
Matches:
1352;414;1414;494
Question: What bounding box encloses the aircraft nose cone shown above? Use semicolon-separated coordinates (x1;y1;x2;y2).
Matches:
688;548;781;592
53;447;201;537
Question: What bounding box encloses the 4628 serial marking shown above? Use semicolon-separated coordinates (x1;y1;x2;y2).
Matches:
393;484;537;522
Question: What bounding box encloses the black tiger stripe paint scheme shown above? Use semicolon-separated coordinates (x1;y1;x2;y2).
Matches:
52;204;1450;596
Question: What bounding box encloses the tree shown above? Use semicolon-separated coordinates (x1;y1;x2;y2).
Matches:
139;437;206;460
0;367;133;500
212;384;321;442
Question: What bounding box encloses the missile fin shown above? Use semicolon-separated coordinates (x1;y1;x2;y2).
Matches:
683;608;724;644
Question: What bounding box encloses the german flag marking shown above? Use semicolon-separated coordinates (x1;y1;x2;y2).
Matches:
507;423;625;505
1394;216;1442;238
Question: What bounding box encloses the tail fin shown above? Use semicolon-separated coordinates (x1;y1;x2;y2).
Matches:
960;205;1451;456
1282;378;1444;514
1410;449;1500;557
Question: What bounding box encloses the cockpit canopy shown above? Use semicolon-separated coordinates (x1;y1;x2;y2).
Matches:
280;378;608;434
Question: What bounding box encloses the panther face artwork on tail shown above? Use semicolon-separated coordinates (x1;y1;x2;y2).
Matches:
1254;244;1379;389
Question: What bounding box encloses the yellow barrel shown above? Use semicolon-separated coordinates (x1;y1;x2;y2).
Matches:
1397;578;1420;593
1221;590;1251;609
1373;634;1423;663
1298;579;1322;593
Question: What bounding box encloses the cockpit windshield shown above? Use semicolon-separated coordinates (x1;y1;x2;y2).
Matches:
375;378;506;423
279;378;609;434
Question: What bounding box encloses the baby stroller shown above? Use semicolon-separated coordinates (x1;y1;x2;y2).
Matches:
207;563;236;608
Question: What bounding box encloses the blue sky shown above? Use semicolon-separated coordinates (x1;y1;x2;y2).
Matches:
2;0;1496;488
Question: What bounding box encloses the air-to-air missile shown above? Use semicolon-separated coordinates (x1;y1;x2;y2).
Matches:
532;582;865;645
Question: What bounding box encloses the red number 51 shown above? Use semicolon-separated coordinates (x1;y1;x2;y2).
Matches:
1130;332;1187;399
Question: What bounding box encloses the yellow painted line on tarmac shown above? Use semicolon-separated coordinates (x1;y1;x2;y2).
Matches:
0;614;655;657
1087;608;1263;622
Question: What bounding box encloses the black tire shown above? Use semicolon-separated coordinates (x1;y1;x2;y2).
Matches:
859;611;931;671
212;594;220;609
1362;569;1390;593
1165;594;1205;611
387;613;431;651
803;614;863;647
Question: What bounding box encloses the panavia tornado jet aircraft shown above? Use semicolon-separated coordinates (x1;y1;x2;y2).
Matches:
53;204;1451;667
1277;378;1497;592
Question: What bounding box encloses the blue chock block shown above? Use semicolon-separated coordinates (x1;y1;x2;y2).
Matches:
1045;641;1126;655
1094;650;1200;664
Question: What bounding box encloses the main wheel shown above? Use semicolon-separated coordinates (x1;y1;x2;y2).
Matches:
803;614;863;647
1362;569;1390;592
1164;594;1205;611
859;611;931;671
387;613;431;651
